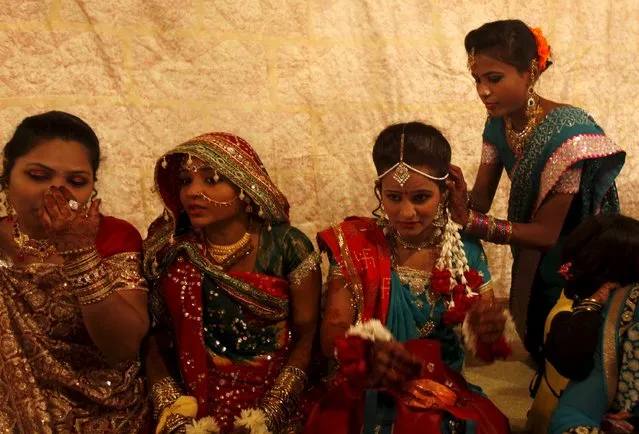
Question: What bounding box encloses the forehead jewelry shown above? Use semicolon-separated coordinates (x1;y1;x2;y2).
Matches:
376;126;449;188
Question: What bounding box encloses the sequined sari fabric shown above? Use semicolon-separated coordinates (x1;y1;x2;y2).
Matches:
144;133;320;431
482;107;625;346
0;216;149;433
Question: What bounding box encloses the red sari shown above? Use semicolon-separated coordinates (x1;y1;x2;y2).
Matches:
305;217;510;434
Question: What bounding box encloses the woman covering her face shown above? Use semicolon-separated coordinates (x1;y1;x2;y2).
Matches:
0;111;150;432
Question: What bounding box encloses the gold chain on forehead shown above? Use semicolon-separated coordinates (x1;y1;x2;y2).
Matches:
377;124;449;187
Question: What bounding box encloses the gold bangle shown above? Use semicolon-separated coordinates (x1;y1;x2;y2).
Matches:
75;276;113;305
261;365;308;431
63;249;101;276
152;377;184;420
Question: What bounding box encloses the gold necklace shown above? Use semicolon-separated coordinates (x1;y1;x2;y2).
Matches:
392;229;440;251
12;220;57;262
505;97;543;158
204;224;253;269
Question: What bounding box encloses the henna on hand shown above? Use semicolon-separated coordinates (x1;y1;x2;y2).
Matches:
39;186;101;252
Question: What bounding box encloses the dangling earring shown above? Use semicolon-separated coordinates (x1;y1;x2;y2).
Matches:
432;202;447;228
380;204;389;221
245;201;253;213
525;60;541;121
4;194;14;221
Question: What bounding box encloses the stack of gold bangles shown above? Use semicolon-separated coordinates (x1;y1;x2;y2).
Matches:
261;365;308;432
62;247;114;305
465;209;513;245
572;298;603;314
151;377;191;433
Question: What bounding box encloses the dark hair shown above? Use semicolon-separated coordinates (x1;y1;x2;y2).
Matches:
373;122;451;179
372;122;451;217
464;19;552;73
2;111;101;186
545;214;639;380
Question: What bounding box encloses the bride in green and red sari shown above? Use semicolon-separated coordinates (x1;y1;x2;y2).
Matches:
305;122;513;434
142;132;322;434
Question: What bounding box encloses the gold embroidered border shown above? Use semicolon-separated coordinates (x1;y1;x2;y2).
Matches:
603;285;631;407
332;225;364;324
534;134;623;213
103;252;148;293
181;243;288;321
288;251;321;287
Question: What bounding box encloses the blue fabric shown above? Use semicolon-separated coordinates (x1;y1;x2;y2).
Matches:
549;287;639;432
385;236;491;373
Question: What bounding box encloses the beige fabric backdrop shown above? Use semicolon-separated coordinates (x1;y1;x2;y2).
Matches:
1;0;638;297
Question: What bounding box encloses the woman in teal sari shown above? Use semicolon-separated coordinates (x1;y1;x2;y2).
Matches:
450;20;626;369
545;215;639;433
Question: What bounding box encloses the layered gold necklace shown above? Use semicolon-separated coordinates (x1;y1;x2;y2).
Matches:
12;220;57;262
204;224;253;269
505;96;544;159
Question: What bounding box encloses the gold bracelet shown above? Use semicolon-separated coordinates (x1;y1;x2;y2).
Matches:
161;412;191;434
151;377;184;421
63;249;101;276
261;365;308;431
58;245;96;257
75;275;113;305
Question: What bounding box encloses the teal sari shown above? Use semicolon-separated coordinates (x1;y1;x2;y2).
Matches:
385;235;491;372
549;284;639;433
483;106;625;361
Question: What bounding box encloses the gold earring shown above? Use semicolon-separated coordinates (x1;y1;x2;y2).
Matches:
432;202;447;228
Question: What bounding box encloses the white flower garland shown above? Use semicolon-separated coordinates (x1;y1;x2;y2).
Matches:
233;408;272;434
345;319;394;342
185;416;220;434
435;210;477;305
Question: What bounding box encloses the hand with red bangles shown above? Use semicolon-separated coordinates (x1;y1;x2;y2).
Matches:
38;186;101;254
445;164;470;228
467;298;506;345
369;340;424;389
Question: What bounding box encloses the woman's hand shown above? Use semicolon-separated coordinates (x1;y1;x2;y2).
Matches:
467;298;506;344
446;165;470;227
39;186;101;252
370;341;423;389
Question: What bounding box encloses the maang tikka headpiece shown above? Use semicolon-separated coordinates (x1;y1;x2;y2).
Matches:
377;125;449;187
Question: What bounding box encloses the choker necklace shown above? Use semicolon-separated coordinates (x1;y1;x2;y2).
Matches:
392;229;441;251
12;220;57;262
204;222;253;269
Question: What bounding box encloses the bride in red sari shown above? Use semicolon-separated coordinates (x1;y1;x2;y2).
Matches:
143;133;322;434
305;122;512;434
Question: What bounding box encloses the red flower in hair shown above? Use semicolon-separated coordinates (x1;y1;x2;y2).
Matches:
431;268;452;295
558;262;573;280
464;269;483;290
529;27;551;71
